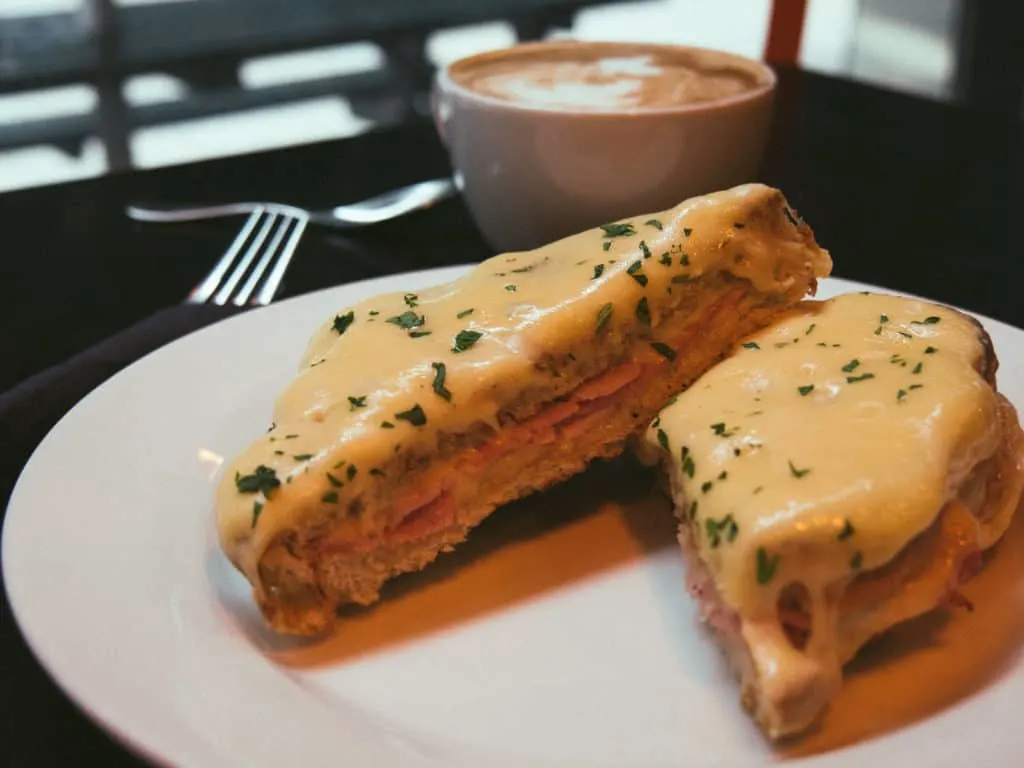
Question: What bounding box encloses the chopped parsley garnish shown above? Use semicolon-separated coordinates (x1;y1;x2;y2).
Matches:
651;342;676;361
897;388;908;403
596;303;614;332
874;326;883;335
235;465;280;496
711;422;737;437
346;464;357;481
805;323;816;335
332;311;355;335
841;359;860;373
838;519;855;540
403;293;418;307
756;548;780;584
409;330;432;338
386;310;425;330
369;468;386;477
348;395;367;410
656;428;670;451
909;383;923;390
925;346;937;354
284;434;298;439
718;470;728;481
395;404;427;427
431;362;452;402
603;241;612;252
452;329;483;353
683;227;693;237
273;450;284;456
701;481;714;494
919;316;941;325
368;310;379;316
789;460;811;478
679;253;690;266
626;261;648;286
600;222;636;238
511;264;536;274
251;501;263;527
321;491;339;504
645;218;663;230
743;341;760;350
912;362;923;374
850;551;863;570
592;264;605;280
636;297;651;326
381;421;394;429
798;384;815;396
326;472;343;487
505;284;517;292
847;373;875;383
705;514;739;547
456;308;474;319
682;453;695;478
671;275;691;284
659;252;672;267
639;240;651;259
293;453;313;461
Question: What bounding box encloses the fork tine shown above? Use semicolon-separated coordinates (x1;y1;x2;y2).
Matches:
231;215;296;306
212;210;277;305
253;215;309;306
186;208;264;304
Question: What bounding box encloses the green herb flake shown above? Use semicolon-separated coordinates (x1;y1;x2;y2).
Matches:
913;362;923;374
850;551;863;570
431;361;452;402
838;519;855;540
603;241;612;252
369;468;386;477
756;548;780;585
410;330;432;338
718;470;728;481
798;384;815;396
671;274;691;284
639;240;651;259
348;395;367;410
705;514;739;548
456;308;474;319
332;311;355;335
645;218;663;231
682;454;696;478
743;342;760;350
626;261;648;287
874;326;883;336
636;297;651;326
381;421;395;429
805;323;816;336
656;428;670;451
789;460;811;479
925;346;937;354
403;293;418;308
922;316;941;324
293;453;313;461
841;359;860;373
596;303;614;332
600;222;636;238
592;264;605;280
909;384;923;390
897;388;908;403
395;404;427;427
701;481;714;494
385;310;425;330
847;373;876;383
235;465;280;496
683;227;693;237
251;500;264;527
651;342;676;361
368;310;379;317
658;252;672;267
679;253;690;266
452;329;483;353
321;491;339;504
505;283;517;292
346;464;357;481
326;472;343;488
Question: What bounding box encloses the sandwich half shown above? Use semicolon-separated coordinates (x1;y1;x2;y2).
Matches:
645;291;1024;739
215;182;832;636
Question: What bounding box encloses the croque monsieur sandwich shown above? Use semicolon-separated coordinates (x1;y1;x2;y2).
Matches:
645;291;1024;739
215;183;832;636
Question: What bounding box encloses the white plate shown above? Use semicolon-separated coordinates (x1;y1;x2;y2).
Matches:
5;269;1024;768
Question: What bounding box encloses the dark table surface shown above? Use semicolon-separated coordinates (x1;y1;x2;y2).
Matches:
1;65;1023;766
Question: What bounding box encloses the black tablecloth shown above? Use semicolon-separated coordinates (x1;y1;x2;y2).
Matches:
1;65;1023;766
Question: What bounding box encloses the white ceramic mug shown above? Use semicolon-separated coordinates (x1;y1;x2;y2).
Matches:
433;40;777;253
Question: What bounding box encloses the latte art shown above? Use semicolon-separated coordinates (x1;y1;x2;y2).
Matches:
452;48;764;111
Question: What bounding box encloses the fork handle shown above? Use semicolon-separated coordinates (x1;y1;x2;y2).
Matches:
127;202;267;222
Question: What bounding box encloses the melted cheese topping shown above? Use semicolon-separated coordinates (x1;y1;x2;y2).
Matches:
648;292;1006;734
215;183;831;589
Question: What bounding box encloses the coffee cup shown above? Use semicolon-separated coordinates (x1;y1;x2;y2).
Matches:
432;40;777;253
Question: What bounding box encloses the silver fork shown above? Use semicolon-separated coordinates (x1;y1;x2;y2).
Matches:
188;206;309;306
